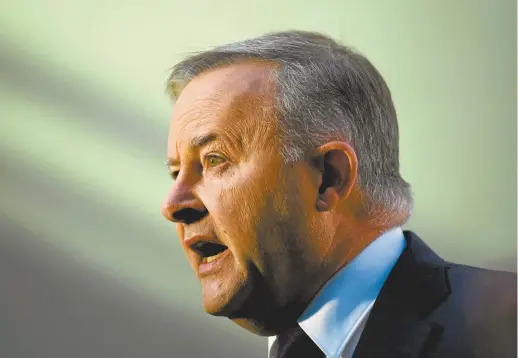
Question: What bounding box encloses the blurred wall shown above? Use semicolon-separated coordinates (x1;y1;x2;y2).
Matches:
0;1;516;357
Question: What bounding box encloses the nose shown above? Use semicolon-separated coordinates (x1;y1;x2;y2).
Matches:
161;182;208;224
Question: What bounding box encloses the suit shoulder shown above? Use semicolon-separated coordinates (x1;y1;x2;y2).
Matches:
436;262;517;357
445;261;516;292
443;261;516;324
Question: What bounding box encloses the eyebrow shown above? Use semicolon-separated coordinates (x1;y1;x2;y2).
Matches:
190;132;218;149
165;132;218;167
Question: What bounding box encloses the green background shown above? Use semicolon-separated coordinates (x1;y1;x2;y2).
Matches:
1;1;516;357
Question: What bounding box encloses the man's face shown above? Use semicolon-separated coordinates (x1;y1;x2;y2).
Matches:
162;62;323;333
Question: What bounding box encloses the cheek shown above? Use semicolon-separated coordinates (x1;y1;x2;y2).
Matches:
198;166;277;256
201;164;275;221
219;183;268;241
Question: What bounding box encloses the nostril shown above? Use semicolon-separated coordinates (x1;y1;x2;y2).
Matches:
172;208;208;224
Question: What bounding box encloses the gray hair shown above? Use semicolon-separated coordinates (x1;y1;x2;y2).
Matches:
166;30;412;221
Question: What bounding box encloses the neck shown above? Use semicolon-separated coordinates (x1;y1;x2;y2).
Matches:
295;207;402;324
231;196;406;337
330;216;400;273
332;189;407;269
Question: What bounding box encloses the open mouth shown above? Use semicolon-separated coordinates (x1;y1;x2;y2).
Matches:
192;241;229;264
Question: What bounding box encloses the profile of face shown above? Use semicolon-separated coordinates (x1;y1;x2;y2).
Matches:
161;62;357;335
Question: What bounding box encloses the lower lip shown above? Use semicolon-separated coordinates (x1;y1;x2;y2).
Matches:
198;249;231;275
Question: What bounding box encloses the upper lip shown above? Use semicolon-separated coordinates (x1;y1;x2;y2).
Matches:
184;234;224;249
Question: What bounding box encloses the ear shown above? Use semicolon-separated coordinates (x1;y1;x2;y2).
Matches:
311;141;358;212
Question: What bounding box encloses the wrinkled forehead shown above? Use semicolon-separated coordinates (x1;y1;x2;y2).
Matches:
168;62;278;149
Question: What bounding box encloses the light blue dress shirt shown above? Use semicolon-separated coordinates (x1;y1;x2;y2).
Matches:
268;227;406;358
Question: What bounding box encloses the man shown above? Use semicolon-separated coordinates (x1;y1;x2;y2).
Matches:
161;31;516;358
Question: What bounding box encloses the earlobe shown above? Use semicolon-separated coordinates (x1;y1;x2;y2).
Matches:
316;190;339;212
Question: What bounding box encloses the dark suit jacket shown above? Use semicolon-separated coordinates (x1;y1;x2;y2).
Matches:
352;231;516;358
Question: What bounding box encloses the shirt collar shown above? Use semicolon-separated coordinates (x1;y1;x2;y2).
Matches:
273;227;406;358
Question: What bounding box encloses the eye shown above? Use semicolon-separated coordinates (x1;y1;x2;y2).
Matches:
168;168;180;180
164;160;180;180
204;155;225;168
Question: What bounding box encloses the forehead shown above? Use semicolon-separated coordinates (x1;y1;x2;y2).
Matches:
168;62;278;152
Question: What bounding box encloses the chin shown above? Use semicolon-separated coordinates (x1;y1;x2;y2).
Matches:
202;295;234;317
200;273;253;317
203;290;284;336
230;317;276;336
200;265;281;336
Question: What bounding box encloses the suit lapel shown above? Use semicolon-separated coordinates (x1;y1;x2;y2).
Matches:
352;231;451;358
